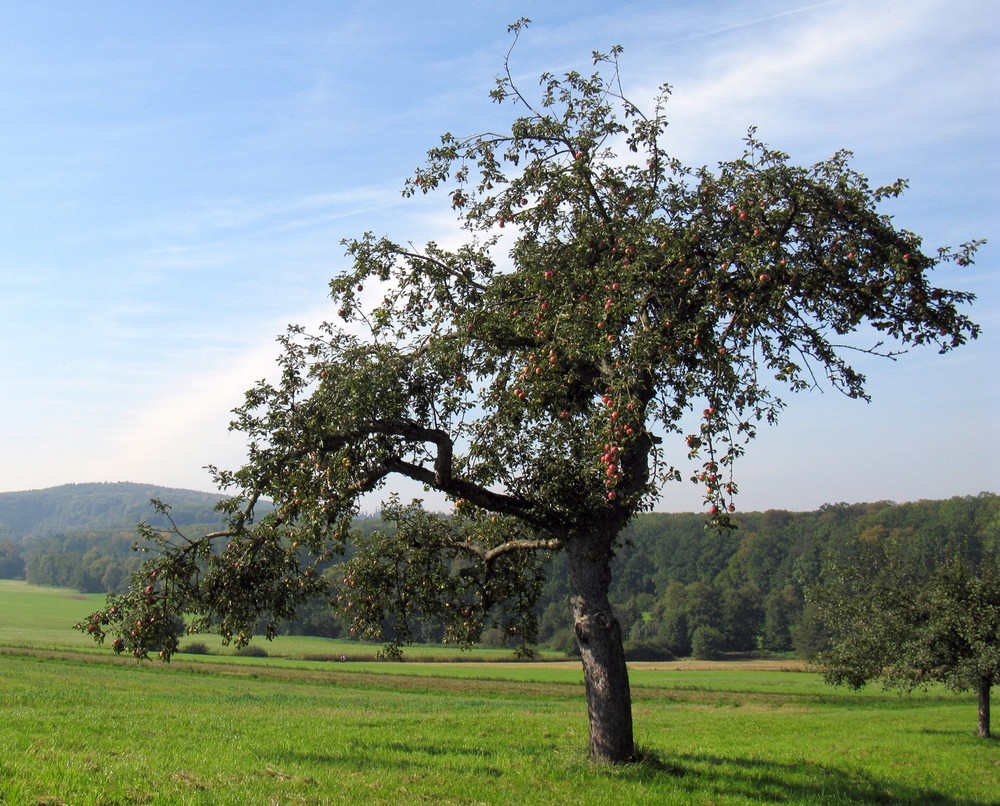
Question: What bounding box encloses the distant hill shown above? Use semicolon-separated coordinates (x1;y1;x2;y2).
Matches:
0;482;231;542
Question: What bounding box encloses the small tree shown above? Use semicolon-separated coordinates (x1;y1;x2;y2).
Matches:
815;538;1000;738
658;611;692;658
0;541;25;579
761;584;803;652
691;625;725;661
78;22;981;763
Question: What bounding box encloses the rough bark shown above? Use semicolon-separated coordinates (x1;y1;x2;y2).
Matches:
978;679;991;739
566;531;635;763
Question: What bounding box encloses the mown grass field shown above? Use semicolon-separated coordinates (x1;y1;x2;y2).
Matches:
1;581;997;804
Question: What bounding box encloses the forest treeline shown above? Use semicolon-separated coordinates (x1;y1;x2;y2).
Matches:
2;486;996;658
600;493;999;659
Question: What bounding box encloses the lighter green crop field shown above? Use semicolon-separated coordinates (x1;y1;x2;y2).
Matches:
0;579;559;662
0;580;997;804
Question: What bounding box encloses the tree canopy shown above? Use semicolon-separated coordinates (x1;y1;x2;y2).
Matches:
79;22;981;763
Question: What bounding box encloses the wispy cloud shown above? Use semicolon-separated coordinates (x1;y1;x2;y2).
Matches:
106;185;404;244
620;0;997;166
0;1;994;504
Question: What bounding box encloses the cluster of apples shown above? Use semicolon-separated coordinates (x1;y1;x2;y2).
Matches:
595;278;632;347
514;348;560;390
123;610;162;657
597;392;641;501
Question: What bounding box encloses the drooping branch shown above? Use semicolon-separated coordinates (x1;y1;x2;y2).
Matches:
319;419;553;531
385;456;548;529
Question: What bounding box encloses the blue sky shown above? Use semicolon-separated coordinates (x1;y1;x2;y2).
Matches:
0;0;996;512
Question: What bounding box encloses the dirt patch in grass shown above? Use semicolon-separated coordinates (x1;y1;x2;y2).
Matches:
446;658;811;676
630;659;810;672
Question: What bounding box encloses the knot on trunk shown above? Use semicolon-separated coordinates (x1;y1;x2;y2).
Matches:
574;610;614;645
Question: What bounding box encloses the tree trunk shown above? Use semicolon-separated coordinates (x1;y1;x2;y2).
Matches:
565;531;635;763
977;679;991;739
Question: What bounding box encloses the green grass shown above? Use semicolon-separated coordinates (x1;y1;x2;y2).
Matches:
1;580;997;804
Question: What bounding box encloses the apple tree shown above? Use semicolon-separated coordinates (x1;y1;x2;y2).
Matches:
78;22;981;763
815;538;1000;738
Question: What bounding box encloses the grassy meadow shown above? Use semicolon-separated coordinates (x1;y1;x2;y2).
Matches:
0;581;997;804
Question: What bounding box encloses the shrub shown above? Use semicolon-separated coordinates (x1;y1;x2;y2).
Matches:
656;611;692;657
549;626;580;657
623;640;675;662
234;645;268;658
691;626;725;660
479;626;509;648
180;641;211;655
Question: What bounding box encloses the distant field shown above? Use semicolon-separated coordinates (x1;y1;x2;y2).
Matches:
0;579;560;662
1;580;997;804
0;580;107;652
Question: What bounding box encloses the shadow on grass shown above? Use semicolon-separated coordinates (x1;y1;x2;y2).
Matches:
919;727;998;742
614;748;985;805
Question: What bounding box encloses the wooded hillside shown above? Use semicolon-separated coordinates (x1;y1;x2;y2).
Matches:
0;482;228;542
0;483;231;591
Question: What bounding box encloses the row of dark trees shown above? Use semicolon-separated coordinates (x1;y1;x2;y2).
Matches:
9;494;998;655
3;525;221;594
21;533;144;594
